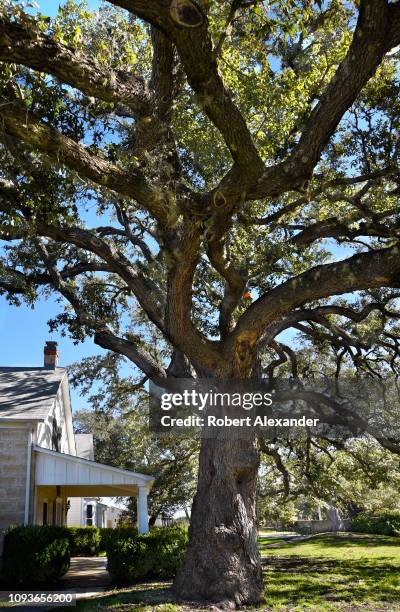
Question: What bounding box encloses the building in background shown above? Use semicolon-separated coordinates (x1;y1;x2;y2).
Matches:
66;434;124;527
0;341;153;554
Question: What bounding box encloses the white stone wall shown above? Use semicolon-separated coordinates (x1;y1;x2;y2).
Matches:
0;426;31;529
0;425;32;554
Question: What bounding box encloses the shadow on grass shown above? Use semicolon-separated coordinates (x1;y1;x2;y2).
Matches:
314;533;400;548
263;554;400;608
74;582;176;611
74;583;214;611
261;533;400;555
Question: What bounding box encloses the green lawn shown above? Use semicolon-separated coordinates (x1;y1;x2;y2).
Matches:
259;535;288;550
53;533;400;611
262;533;400;610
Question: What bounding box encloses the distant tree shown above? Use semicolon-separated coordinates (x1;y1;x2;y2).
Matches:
1;0;400;605
71;354;198;525
257;439;400;525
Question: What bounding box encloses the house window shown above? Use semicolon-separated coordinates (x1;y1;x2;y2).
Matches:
43;502;48;526
86;504;93;526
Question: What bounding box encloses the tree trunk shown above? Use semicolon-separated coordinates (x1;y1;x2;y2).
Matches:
149;514;157;527
173;428;263;608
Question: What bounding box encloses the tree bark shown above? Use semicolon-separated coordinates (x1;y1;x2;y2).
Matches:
173;427;263;608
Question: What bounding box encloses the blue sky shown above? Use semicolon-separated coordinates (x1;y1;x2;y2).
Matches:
36;0;100;17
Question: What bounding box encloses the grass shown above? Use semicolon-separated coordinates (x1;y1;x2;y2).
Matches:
8;533;397;611
262;533;400;610
258;535;288;550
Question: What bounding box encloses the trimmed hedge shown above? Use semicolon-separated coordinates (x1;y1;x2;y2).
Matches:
2;525;70;586
106;525;188;584
67;526;101;556
351;511;400;536
100;526;138;552
65;526;138;554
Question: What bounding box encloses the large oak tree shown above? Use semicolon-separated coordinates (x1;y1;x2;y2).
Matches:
1;0;400;606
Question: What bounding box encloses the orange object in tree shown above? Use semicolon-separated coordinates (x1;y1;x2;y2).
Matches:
243;291;252;300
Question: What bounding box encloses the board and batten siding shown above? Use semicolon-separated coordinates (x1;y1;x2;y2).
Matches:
67;496;84;526
36;384;72;454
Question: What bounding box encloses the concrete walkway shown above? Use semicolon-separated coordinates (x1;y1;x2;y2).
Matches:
60;556;111;599
1;558;111;610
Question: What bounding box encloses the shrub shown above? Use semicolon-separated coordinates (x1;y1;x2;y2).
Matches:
106;525;188;584
351;511;400;536
99;527;114;552
67;526;101;556
148;525;188;580
99;526;138;552
2;525;70;586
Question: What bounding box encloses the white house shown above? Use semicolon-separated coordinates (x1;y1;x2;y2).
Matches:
0;341;153;553
66;434;124;528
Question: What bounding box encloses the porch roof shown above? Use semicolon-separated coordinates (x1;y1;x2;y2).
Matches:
34;445;154;497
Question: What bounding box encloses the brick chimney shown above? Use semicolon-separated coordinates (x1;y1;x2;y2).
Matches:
43;341;58;370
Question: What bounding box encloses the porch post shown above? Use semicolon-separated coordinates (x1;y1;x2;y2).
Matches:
137;485;149;534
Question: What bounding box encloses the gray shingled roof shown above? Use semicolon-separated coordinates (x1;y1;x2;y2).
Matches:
0;367;66;421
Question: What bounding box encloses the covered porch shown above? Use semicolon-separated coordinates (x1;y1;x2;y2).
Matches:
33;446;154;533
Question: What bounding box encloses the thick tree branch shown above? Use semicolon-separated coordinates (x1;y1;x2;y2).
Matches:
36;239;166;378
289;0;390;172
275;389;400;455
150;27;180;124
207;237;246;338
264;340;288;379
94;328;166;379
134;27;182;164
249;0;397;200
242;167;399;228
0;16;151;116
165;225;223;374
256;300;400;358
0;179;166;331
0;177;222;372
291;216;400;247
226;243;400;367
292;321;367;353
0;101;170;223
109;0;264;197
385;2;400;52
30;238;167;380
33;236;97;323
